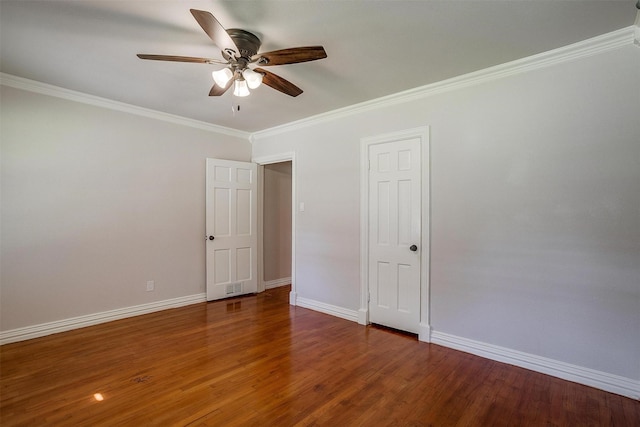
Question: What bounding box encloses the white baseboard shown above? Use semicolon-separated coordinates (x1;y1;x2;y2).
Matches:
264;277;291;289
430;330;640;400
0;293;206;345
6;296;635;400
295;297;359;323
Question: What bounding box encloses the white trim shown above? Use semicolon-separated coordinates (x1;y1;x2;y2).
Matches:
251;27;635;141
358;137;370;326
252;153;295;165
0;293;206;345
360;127;430;336
418;323;431;344
264;277;292;289
2;27;633;142
357;308;368;326
430;331;640;400
0;73;251;140
256;165;266;293
296;297;359;323
253;153;297;306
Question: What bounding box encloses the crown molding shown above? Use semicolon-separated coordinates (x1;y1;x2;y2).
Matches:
0;73;251;140
2;26;634;143
252;26;636;142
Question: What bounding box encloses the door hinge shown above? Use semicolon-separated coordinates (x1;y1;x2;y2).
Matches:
367;291;370;303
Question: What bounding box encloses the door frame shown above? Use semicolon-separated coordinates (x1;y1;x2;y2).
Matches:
253;152;297;305
359;127;431;342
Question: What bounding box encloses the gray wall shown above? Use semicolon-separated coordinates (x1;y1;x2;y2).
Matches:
252;44;640;380
0;86;251;330
1;32;638;388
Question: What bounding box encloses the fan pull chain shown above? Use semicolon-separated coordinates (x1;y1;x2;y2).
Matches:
231;102;240;116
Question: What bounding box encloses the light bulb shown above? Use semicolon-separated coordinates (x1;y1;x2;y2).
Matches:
233;79;250;97
212;68;233;87
243;69;263;89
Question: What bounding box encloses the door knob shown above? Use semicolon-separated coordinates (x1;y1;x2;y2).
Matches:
209;235;215;240
410;244;418;252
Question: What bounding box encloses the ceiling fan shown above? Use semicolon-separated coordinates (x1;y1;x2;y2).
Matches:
137;9;327;97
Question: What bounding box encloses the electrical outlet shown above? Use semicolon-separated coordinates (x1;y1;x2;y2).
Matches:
146;280;155;291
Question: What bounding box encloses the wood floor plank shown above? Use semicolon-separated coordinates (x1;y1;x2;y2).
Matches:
1;286;638;426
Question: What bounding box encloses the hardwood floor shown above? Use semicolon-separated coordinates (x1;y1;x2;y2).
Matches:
1;285;638;426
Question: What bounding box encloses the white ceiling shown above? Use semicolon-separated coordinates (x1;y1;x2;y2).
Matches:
1;1;636;133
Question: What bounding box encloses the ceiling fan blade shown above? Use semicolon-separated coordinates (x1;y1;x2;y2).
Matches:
137;54;226;64
254;68;303;97
209;79;234;96
190;9;238;57
253;46;326;66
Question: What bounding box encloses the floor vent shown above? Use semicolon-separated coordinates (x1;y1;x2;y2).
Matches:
225;283;243;295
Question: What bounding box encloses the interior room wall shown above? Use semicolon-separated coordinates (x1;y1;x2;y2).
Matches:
251;44;640;382
0;85;251;331
263;162;292;283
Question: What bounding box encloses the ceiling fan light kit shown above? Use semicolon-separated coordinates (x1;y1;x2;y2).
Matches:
233;78;250;97
243;69;263;89
212;68;233;87
137;9;327;99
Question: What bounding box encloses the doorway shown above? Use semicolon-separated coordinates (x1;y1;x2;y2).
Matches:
254;153;296;305
263;161;292;289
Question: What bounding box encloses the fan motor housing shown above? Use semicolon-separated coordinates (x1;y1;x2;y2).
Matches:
225;29;261;60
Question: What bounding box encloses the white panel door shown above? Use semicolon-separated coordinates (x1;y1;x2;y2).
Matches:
206;158;257;301
368;138;421;333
